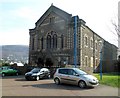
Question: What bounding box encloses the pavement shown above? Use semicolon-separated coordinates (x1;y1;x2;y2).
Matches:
1;75;119;97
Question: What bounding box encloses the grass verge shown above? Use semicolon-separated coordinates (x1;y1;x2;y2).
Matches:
94;73;120;88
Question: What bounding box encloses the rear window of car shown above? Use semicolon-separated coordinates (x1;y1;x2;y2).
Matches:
31;68;40;73
58;69;68;75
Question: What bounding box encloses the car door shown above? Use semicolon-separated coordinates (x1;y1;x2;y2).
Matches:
67;69;79;85
39;68;46;78
12;68;17;74
7;68;15;75
58;69;69;83
42;68;49;77
3;67;10;75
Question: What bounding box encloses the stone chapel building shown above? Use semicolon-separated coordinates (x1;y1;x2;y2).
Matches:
29;4;117;72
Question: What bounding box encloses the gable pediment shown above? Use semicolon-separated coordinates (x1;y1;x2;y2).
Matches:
35;5;72;27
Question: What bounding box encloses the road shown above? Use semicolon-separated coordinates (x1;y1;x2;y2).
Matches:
1;75;119;97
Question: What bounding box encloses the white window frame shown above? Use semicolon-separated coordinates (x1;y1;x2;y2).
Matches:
90;37;93;49
84;56;88;66
84;34;88;47
95;40;98;50
90;57;93;67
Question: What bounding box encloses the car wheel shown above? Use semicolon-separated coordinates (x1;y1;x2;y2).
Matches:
78;80;86;88
36;76;39;81
54;78;60;85
2;73;5;77
48;74;50;79
25;77;29;81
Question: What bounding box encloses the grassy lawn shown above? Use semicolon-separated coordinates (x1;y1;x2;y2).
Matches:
94;73;120;88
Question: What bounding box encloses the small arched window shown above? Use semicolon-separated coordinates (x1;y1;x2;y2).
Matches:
95;41;98;50
32;38;34;50
90;38;93;48
61;35;64;49
41;37;43;49
85;36;88;46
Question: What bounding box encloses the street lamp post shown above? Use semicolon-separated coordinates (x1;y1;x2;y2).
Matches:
99;41;103;80
73;16;77;68
100;50;102;80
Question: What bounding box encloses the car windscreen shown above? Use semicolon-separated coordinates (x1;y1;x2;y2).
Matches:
31;68;41;73
74;69;87;75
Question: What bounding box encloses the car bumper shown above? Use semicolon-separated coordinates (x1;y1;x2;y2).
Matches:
86;81;99;87
25;75;37;80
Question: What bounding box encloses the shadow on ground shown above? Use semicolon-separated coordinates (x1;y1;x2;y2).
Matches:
2;75;24;79
4;75;94;91
30;83;94;91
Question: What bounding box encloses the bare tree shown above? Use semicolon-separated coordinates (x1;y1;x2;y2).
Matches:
110;2;120;57
111;17;120;37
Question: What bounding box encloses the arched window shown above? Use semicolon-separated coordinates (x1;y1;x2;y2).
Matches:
85;36;88;46
53;34;57;48
61;35;64;48
85;56;88;66
90;38;93;48
47;35;51;49
95;41;98;50
32;38;34;50
41;37;43;49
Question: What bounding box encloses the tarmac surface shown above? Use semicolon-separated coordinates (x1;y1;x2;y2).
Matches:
1;75;119;97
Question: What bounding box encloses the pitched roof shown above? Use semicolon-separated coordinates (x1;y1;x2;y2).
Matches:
35;4;72;26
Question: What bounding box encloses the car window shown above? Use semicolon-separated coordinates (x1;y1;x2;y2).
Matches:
9;68;13;70
74;68;87;75
68;69;77;75
58;69;68;75
31;68;40;73
2;67;8;70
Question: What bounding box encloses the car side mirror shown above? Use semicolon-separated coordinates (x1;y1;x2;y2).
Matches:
75;74;79;76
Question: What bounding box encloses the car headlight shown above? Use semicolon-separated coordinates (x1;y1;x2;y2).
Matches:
89;78;98;83
87;78;93;81
85;77;94;82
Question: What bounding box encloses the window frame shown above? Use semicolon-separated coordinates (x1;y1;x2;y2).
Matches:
84;34;88;47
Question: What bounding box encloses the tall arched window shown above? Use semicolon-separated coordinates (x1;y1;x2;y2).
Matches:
53;34;57;48
61;35;64;49
47;35;51;49
41;37;43;49
32;38;34;50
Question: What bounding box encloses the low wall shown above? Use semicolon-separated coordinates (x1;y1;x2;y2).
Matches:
11;64;60;78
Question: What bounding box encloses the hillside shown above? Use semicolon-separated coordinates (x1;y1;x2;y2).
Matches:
0;45;29;62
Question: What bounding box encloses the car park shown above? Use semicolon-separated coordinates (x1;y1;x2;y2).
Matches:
0;66;19;77
25;68;50;81
54;68;99;88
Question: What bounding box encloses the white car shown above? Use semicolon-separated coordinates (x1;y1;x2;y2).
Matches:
54;68;99;88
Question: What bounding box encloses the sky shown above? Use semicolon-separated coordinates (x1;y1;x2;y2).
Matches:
0;0;119;46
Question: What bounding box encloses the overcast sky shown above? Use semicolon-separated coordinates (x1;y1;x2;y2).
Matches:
0;0;119;46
